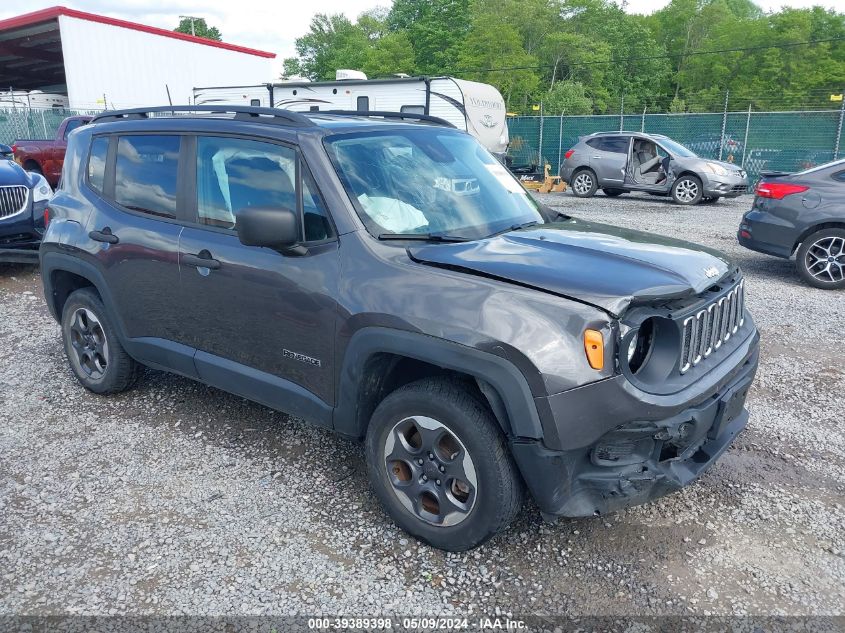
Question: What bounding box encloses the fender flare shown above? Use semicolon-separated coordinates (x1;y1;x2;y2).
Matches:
333;327;544;441
40;249;128;340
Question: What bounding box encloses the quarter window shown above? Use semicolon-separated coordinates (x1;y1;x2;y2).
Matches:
87;137;109;194
196;137;297;230
114;135;180;218
302;167;332;241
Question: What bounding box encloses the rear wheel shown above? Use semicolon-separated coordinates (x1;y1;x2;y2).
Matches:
24;161;43;176
61;288;143;393
671;174;703;205
571;169;597;198
603;188;625;197
365;377;523;551
701;196;720;204
796;228;845;289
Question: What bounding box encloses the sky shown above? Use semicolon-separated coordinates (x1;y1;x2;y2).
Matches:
2;0;841;76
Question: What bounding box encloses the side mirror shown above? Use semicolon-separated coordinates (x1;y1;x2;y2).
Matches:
236;207;300;251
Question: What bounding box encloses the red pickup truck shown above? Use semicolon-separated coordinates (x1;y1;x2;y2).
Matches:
13;115;92;187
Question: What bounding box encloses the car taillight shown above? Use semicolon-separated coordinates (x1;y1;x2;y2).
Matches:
11;144;16;153
44;207;51;227
755;182;809;200
564;149;575;160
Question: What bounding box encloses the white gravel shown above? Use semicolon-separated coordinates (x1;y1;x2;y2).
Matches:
0;191;843;618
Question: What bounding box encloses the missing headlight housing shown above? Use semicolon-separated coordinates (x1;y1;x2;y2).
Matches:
627;318;655;374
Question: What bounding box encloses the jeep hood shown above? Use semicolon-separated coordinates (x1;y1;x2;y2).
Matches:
408;218;733;316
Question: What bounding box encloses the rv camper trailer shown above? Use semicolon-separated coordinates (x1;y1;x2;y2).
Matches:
192;74;509;156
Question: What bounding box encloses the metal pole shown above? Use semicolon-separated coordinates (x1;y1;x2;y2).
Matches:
557;111;564;171
619;94;624;131
719;89;729;161
538;101;544;167
641;105;647;132
834;93;845;160
741;102;751;168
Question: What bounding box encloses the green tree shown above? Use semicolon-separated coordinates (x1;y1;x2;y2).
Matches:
388;0;471;74
294;14;371;80
542;80;593;114
174;17;221;41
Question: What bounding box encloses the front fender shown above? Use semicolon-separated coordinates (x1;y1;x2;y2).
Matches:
333;327;544;441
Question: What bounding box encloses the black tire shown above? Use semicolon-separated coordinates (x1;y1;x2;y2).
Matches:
603;188;625;197
795;228;845;290
570;168;598;198
701;196;720;204
365;377;523;551
671;174;703;205
24;162;43;176
61;288;143;394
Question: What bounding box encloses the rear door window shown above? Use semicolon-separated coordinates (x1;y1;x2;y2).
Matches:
114;135;180;218
587;136;628;154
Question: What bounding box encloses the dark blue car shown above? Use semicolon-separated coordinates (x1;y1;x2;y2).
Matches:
0;142;52;263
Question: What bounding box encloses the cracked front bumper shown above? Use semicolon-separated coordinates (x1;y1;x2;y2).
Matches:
511;334;759;518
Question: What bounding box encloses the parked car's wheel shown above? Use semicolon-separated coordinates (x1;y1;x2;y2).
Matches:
61;288;142;393
365;377;523;551
796;228;845;290
701;196;720;204
24;161;43;176
571;169;598;198
603;188;625;197
671;174;703;205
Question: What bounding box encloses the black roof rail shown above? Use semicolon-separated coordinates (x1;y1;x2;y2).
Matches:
316;110;456;128
90;105;313;127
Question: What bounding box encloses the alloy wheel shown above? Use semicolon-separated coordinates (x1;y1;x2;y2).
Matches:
572;172;593;195
675;178;699;203
383;416;478;527
805;236;845;284
69;308;109;380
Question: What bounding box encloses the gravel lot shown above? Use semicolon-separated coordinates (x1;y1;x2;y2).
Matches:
1;192;843;619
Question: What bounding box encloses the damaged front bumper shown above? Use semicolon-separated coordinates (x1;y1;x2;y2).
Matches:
511;329;759;518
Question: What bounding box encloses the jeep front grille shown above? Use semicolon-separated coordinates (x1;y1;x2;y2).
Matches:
680;280;745;374
0;186;28;219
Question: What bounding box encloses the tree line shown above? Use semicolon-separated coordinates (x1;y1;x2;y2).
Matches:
281;0;845;114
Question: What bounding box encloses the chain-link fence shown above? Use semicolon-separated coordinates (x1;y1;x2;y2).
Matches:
0;108;99;145
507;108;845;187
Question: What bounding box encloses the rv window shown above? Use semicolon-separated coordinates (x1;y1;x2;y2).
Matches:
400;105;425;115
250;99;261;107
357;96;369;111
310;106;320;112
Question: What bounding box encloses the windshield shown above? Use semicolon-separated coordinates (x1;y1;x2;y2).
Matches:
658;138;697;158
325;129;544;240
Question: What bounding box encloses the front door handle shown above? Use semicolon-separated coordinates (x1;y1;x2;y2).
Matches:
89;227;119;244
183;250;221;270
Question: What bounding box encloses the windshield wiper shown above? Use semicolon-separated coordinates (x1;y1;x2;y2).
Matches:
378;232;470;243
486;220;541;239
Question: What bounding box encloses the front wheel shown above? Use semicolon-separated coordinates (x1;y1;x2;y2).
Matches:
365;377;523;551
671;175;703;205
571;169;597;198
796;228;845;289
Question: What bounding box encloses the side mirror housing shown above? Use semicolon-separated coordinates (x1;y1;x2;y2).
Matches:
236;207;300;251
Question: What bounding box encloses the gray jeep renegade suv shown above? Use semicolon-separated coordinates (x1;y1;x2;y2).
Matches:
41;106;759;551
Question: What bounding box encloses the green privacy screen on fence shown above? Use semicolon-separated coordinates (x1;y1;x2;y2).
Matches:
507;110;845;186
3;107;844;189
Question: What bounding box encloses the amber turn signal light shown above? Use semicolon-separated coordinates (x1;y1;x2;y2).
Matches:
584;329;604;370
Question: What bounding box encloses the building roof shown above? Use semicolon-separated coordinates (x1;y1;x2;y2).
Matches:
0;6;276;59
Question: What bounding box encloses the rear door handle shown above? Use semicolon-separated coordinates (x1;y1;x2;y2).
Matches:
183;250;221;270
89;227;119;244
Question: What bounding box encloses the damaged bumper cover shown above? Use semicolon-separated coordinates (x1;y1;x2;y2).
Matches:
512;327;759;518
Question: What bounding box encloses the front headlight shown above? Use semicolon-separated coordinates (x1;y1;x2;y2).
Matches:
703;162;730;177
31;173;52;203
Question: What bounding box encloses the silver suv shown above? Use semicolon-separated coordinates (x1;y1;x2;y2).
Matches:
560;132;748;204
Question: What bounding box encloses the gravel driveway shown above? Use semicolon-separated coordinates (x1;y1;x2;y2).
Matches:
1;192;843;619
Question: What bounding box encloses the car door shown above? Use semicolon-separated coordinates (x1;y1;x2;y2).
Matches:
82;133;196;376
586;136;629;185
176;135;339;423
